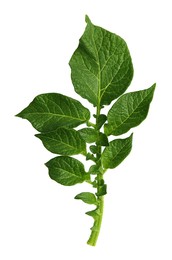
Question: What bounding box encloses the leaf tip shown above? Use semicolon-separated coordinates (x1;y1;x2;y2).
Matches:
151;83;156;91
74;195;79;200
35;133;41;139
85;15;91;24
15;112;22;118
44;161;49;168
130;132;134;139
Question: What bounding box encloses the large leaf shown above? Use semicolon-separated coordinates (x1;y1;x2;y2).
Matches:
102;134;133;169
45;156;88;186
69;15;133;106
75;192;97;205
104;84;156;136
16;93;90;132
35;128;86;155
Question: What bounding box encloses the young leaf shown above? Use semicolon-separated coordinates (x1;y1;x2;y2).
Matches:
104;84;156;136
96;132;109;146
102;134;133;169
16;93;90;132
78;127;97;143
75;192;97;205
89;164;100;175
90;145;98;154
96;184;107;196
86;209;100;219
86;153;96;162
35;128;86;156
69;15;133;106
96;114;107;130
45;156;88;186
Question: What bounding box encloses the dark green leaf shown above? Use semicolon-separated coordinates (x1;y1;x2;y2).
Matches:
69;15;133;106
16;93;90;132
89;145;98;154
89;164;100;175
45;156;88;186
75;192;97;205
96;114;107;130
96;132;109;146
96;178;105;186
35;128;86;156
104;84;156;136
92;180;98;188
78;127;97;143
96;184;107;196
102;134;133;169
86;153;96;162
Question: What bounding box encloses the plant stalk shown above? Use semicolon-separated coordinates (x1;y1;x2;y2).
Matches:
87;102;105;246
87;196;104;246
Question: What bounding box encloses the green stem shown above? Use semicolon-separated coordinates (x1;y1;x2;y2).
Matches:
87;103;105;246
87;196;104;246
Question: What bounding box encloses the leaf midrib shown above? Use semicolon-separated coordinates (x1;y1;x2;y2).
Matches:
89;23;101;107
109;139;131;163
25;112;87;122
40;135;82;151
52;166;83;179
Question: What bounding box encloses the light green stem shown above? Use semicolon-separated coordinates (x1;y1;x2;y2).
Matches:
87;102;105;246
87;196;104;246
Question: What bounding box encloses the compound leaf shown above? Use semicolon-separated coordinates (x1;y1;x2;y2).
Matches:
16;93;90;132
75;192;97;205
45;156;88;186
102;134;133;169
35;128;86;156
104;84;156;136
69;15;133;106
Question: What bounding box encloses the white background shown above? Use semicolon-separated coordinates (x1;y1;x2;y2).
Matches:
0;0;172;259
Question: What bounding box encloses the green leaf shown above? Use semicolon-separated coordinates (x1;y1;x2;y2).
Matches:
86;209;99;219
35;128;86;156
75;192;97;205
96;114;107;130
16;93;90;132
69;15;133;106
90;145;98;154
89;164;100;175
102;134;133;169
78;127;97;143
45;156;88;186
104;84;156;136
86;153;96;162
96;132;109;146
96;184;107;196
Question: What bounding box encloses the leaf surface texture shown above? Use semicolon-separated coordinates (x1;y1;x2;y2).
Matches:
36;128;86;155
69;16;133;106
46;156;87;186
17;93;90;132
105;84;156;136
